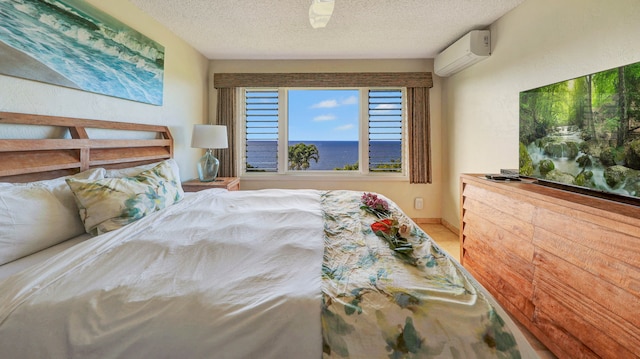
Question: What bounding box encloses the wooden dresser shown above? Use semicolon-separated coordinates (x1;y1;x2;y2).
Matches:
460;174;640;358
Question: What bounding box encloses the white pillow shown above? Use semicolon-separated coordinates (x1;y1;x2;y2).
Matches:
0;168;105;265
105;158;180;178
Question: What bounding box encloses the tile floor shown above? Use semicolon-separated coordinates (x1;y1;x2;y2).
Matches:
418;223;460;261
418;223;557;359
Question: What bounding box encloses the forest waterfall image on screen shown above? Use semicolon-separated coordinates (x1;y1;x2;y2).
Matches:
519;61;640;199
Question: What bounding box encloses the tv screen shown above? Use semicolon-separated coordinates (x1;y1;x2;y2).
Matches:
519;61;640;204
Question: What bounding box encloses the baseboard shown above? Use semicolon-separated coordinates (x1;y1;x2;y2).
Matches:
411;218;460;236
411;218;441;224
440;218;460;236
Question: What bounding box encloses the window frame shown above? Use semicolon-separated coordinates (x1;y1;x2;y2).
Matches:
237;86;409;181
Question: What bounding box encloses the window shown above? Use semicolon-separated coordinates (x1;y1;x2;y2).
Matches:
368;90;403;173
243;88;405;176
245;90;278;172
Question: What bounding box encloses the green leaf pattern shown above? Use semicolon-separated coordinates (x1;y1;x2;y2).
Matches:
66;161;183;234
321;190;522;358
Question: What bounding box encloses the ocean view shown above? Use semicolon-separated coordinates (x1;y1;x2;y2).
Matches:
247;141;401;171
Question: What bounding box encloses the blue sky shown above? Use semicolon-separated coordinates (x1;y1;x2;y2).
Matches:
288;89;359;141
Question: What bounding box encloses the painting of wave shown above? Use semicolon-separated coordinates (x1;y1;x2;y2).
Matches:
0;0;164;105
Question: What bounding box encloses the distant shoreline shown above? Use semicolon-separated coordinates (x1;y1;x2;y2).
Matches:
0;41;80;89
246;140;401;170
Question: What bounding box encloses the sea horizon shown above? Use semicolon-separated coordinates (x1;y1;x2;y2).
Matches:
246;140;401;171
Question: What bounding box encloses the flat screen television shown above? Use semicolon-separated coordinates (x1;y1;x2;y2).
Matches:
519;61;640;206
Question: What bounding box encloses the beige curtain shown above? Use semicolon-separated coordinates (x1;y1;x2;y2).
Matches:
213;73;432;181
407;87;431;184
213;88;236;177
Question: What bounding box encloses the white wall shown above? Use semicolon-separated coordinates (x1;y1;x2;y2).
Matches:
210;59;443;219
441;0;640;228
0;0;209;180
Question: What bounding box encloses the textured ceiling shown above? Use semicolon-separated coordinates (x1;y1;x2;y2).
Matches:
128;0;525;60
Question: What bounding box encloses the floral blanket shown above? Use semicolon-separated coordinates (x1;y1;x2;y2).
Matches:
320;191;529;358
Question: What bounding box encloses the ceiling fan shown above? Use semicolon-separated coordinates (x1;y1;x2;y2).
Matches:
309;0;335;28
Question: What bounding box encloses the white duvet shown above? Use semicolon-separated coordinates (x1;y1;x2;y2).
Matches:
0;189;324;358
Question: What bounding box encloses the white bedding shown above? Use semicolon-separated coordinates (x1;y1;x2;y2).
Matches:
0;233;91;281
0;189;324;358
0;188;537;358
0;191;198;281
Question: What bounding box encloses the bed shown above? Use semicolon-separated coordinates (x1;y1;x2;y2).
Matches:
0;112;537;358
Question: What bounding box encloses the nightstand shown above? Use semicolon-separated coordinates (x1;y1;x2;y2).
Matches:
182;177;240;192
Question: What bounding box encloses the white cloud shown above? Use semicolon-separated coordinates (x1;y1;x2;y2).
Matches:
372;103;400;114
341;96;358;105
311;99;339;108
311;95;357;109
313;114;336;121
334;124;354;131
373;103;399;110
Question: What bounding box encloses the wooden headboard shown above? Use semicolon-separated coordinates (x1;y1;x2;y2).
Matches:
0;112;173;183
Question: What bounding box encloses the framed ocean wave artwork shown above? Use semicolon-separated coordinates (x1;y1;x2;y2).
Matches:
0;0;164;105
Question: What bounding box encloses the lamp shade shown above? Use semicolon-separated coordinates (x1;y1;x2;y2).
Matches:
309;0;335;28
191;125;228;149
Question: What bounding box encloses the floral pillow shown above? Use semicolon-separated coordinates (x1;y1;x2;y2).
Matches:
104;159;184;199
66;161;184;235
105;159;181;182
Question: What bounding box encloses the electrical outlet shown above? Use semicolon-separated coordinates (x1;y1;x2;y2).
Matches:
414;197;423;209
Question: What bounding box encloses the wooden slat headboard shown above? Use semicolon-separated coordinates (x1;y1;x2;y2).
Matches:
0;112;173;182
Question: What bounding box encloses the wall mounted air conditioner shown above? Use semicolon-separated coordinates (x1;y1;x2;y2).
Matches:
434;30;491;77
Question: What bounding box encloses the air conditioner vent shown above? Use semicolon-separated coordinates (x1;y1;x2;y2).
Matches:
434;30;491;77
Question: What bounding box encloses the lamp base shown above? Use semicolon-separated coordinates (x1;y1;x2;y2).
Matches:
197;149;220;182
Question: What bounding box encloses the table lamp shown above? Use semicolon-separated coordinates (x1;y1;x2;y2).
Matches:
309;0;334;28
191;124;228;182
